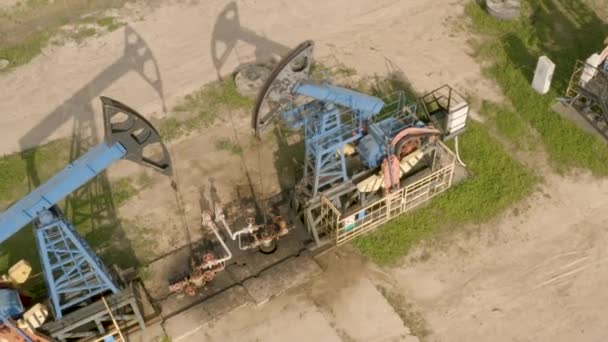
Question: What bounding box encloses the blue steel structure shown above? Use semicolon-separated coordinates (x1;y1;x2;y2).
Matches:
253;40;442;198
253;40;457;246
281;82;385;196
0;97;171;320
0;288;24;320
0;289;31;341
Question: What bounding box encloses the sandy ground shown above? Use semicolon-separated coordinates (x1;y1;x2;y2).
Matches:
3;0;608;341
0;0;19;8
0;0;498;156
392;174;608;341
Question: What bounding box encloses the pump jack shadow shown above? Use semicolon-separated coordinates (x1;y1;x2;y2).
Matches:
211;1;291;80
0;25;167;286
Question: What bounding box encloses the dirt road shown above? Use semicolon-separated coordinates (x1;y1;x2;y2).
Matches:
392;174;608;341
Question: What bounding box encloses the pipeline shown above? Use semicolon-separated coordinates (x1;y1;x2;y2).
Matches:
454;136;467;167
201;211;233;266
214;207;261;250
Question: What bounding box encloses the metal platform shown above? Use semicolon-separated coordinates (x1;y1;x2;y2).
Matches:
138;192;319;318
418;84;469;140
40;282;148;342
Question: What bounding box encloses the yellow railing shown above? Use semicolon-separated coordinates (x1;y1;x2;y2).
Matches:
320;142;456;246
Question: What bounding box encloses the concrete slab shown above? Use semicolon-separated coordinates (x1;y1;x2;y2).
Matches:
180;296;343;342
323;277;410;342
242;252;321;305
201;285;251;319
164;286;251;341
553;101;607;142
164;300;213;339
124;321;166;342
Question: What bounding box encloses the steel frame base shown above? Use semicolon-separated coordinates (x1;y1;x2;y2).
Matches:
35;208;119;319
303;104;359;197
41;283;145;342
298;143;452;247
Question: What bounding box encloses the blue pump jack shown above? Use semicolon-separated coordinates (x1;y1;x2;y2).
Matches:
253;40;440;197
0;97;171;319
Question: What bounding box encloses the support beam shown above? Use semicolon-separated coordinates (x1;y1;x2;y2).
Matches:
43;285;145;341
36;211;119;319
0;142;127;244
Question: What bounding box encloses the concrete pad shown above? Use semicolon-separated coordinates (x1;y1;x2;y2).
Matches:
324;277;410;342
552;102;606;142
124;321;166;342
242;252;321;305
164;299;213;338
201;285;251;318
180;296;342;342
164;286;250;341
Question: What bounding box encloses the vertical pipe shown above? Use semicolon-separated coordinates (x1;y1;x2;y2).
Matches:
201;212;232;265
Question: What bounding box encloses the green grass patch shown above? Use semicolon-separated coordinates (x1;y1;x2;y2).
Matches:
158;78;254;141
121;219;161;264
0;0;130;70
95;16;124;32
175;77;254;112
67;26;97;43
311;61;333;80
465;0;608;174
480;101;537;150
215;137;243;155
311;60;360;81
158;117;184;142
0;139;71;207
109;177;138;207
136;171;154;188
354;122;539;264
137;265;152;281
0;31;52;70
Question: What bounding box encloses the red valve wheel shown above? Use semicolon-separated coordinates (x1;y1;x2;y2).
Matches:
185;284;196;296
202;270;215;282
203;252;215;262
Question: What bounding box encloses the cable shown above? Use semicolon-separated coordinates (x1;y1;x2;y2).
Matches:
256;137;270;224
167;144;194;256
454;135;467;167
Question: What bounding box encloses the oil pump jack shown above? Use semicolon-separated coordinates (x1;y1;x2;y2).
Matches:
252;40;469;245
0;97;172;341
